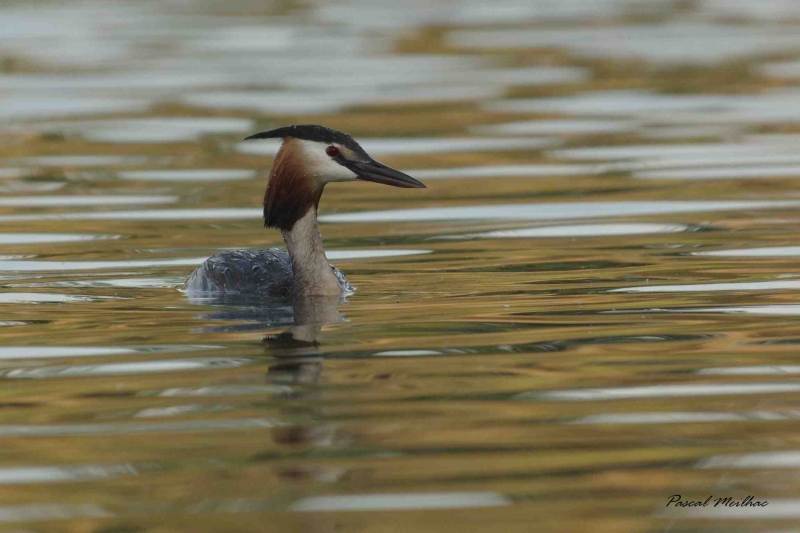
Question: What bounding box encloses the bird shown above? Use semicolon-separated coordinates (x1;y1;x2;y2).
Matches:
185;124;426;297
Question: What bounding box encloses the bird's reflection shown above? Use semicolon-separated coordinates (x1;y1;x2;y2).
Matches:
188;292;346;336
188;292;344;379
260;295;343;453
257;295;342;396
189;292;343;450
190;291;343;378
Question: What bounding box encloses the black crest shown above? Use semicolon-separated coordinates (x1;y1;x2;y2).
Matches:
245;124;369;158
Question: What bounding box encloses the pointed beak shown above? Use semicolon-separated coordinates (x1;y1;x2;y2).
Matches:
343;159;426;189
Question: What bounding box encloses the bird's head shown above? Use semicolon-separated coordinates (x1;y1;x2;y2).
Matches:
245;124;425;231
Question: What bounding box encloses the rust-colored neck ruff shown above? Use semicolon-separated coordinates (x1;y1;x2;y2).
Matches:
264;138;323;231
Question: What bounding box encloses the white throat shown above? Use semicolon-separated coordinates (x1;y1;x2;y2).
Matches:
282;208;343;296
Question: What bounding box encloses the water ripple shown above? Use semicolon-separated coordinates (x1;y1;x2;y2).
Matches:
610;280;800;293
0;196;175;207
0;249;430;272
0;293;118;304
118;169;256;181
0;418;282;436
237;137;556;156
0;464;137;485
695;246;800;257
0;503;110;522
0;345;220;360
572;411;800;425
0;233;115;245
457;223;691;239
528;382;800;401
698;451;800;468
4;357;251;378
290;492;510;512
320;201;800;223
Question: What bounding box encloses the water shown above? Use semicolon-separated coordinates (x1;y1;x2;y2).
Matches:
3;0;800;530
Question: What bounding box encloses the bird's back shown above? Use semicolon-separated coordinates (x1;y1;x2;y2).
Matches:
185;249;294;296
184;248;353;296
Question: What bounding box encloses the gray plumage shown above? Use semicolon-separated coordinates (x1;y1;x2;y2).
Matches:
184;249;352;297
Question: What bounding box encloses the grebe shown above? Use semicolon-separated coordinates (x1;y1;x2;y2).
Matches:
185;125;425;297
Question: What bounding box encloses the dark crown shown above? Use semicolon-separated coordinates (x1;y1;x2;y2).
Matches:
245;124;369;159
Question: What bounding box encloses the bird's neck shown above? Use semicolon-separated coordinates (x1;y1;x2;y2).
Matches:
282;207;343;296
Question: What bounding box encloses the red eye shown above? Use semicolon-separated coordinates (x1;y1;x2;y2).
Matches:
326;145;340;157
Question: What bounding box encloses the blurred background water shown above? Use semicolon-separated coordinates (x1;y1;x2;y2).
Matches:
2;0;800;530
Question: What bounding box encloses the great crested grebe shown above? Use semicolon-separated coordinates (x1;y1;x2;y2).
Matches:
185;124;426;297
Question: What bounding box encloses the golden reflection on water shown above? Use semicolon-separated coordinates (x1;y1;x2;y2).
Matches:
3;0;800;531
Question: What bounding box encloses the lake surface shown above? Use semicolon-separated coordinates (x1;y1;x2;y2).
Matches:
1;0;800;530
